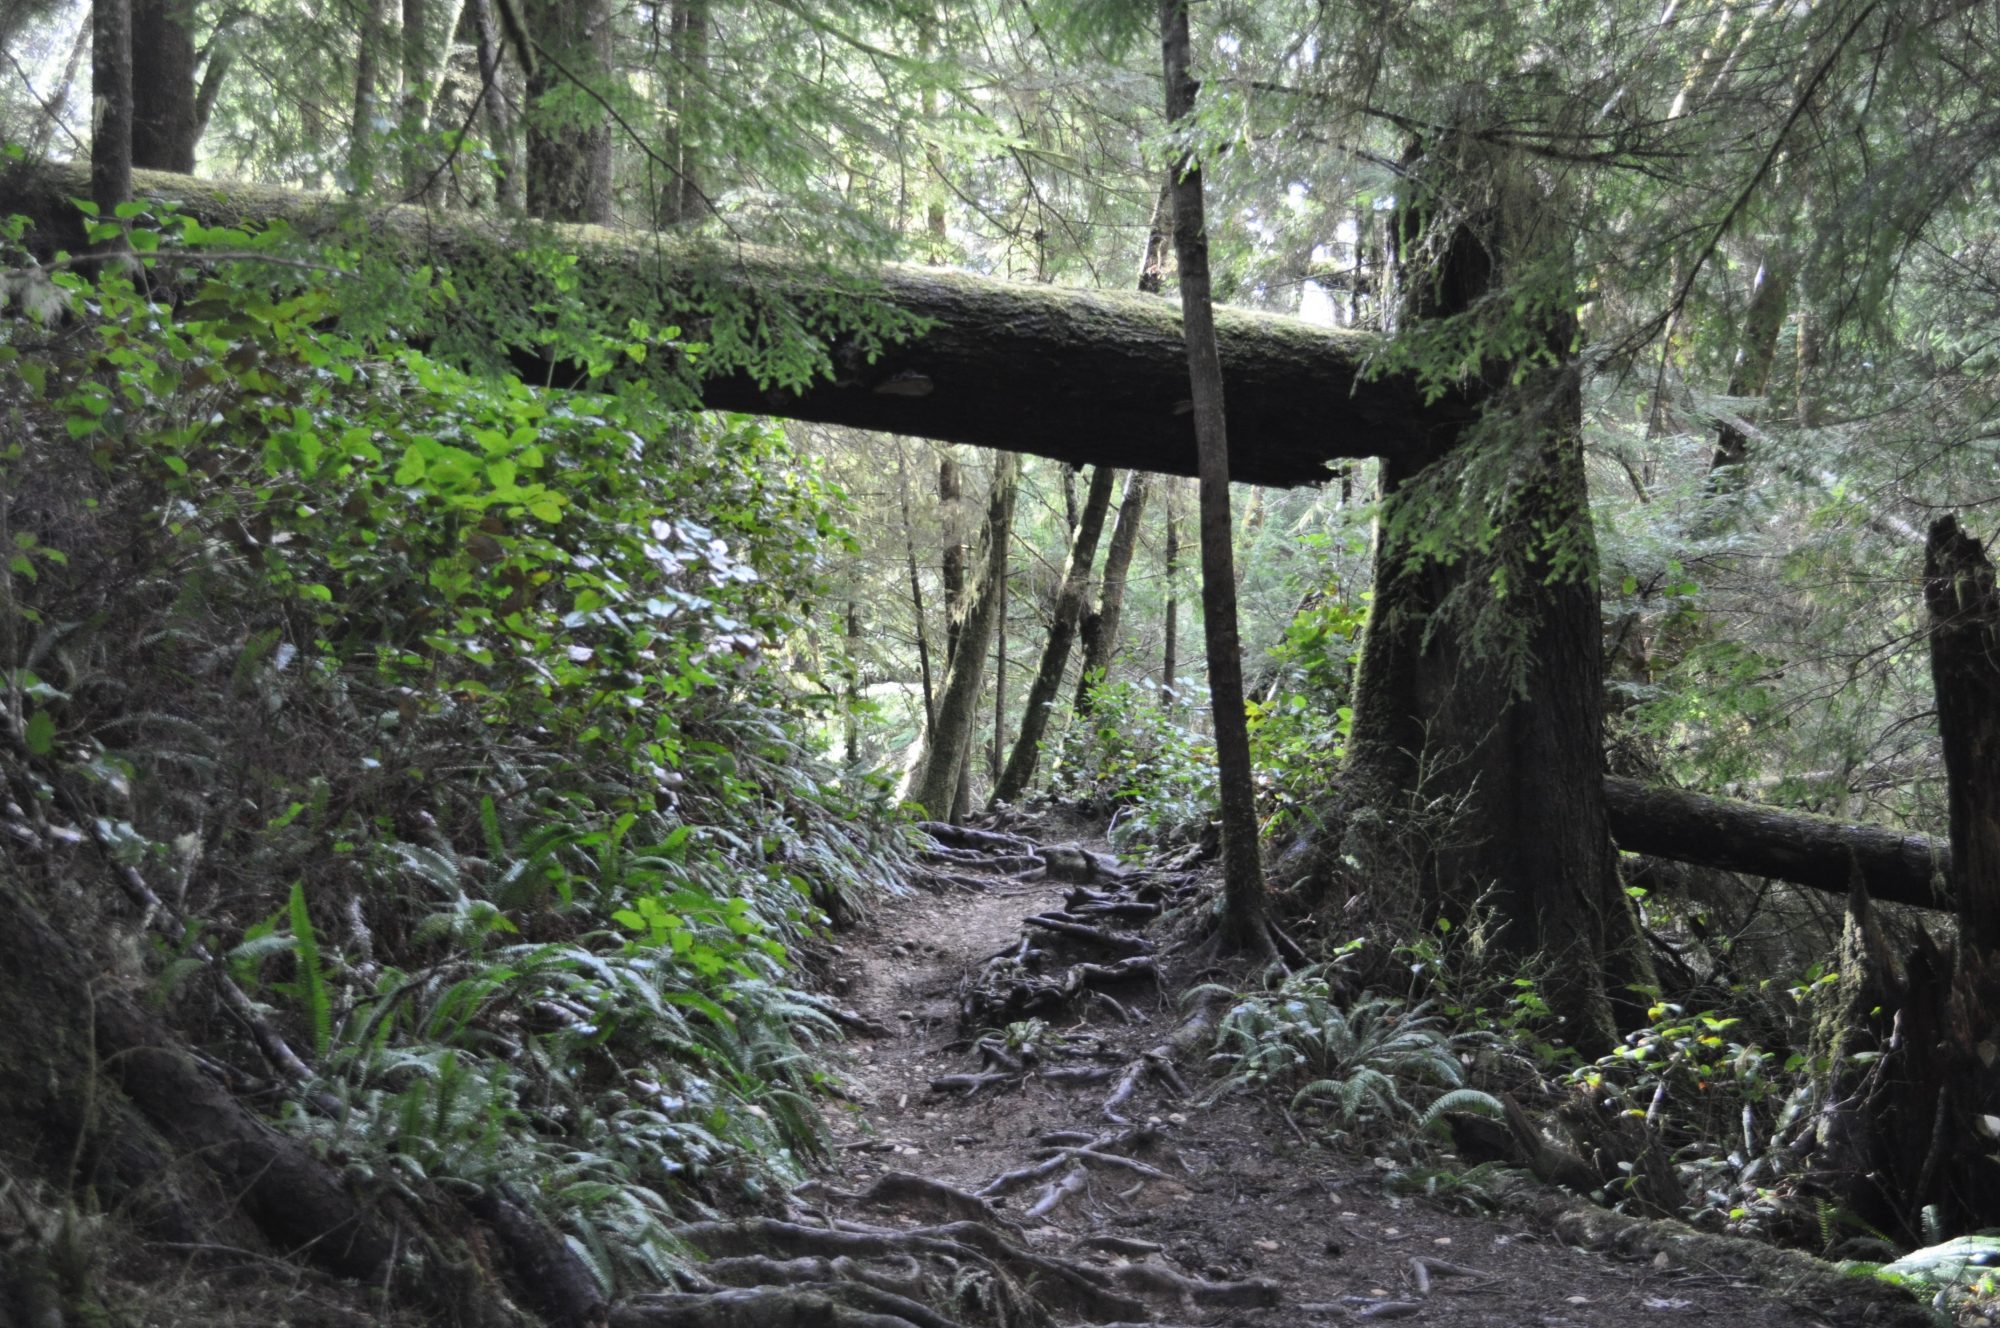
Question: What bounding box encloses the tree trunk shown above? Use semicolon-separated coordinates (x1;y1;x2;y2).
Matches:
990;533;1008;785
524;0;612;224
843;599;861;764
349;0;397;189
1161;481;1180;703
1074;471;1149;719
1603;776;1950;910
399;0;432;198
91;0;132;217
895;442;936;734
469;0;520;207
658;0;709;224
902;455;1019;819
1343;145;1644;1053
1159;0;1267;952
130;0;198;171
1807;516;2000;1241
1928;515;2000;951
25;15;90;158
9;161;1442;488
1705;255;1789;484
993;464;1117;804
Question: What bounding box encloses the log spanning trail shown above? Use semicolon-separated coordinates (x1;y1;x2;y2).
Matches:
4;161;1466;489
4;161;1959;908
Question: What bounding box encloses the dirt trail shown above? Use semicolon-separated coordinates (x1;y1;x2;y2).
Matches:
803;818;1876;1328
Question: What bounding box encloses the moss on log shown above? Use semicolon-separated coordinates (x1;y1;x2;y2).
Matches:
3;159;1464;488
1603;776;1952;911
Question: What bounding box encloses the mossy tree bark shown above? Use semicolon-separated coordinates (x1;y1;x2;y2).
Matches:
993;464;1117;804
1810;516;2000;1239
902;454;1020;820
1344;145;1647;1054
1159;0;1268;953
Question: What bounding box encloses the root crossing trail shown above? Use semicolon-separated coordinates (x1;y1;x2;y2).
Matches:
767;815;1907;1328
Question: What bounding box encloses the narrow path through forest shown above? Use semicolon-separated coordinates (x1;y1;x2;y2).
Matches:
779;812;1878;1328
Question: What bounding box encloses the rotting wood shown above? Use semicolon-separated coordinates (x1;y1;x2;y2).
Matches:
5;160;1465;489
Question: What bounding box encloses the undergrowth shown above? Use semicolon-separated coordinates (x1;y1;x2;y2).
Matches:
1;203;907;1289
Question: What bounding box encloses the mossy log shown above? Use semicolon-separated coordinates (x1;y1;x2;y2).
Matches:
1603;776;1952;911
2;159;1465;488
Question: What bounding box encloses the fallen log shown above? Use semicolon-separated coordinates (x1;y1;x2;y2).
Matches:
1603;776;1951;911
4;160;1466;488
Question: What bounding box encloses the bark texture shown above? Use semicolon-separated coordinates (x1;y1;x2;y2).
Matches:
6;161;1450;488
130;0;199;171
902;455;1019;818
1160;0;1267;950
1927;515;2000;951
524;0;613;224
993;464;1117;804
1803;517;2000;1241
1603;776;1951;910
90;0;133;216
1074;471;1149;718
1343;146;1644;1052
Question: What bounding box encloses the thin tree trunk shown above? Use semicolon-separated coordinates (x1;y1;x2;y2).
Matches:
993;464;1117;804
843;600;861;764
1159;0;1267;951
349;0;397;189
26;15;89;158
990;559;1007;786
1074;471;1149;719
129;0;197;170
191;37;232;144
1161;481;1180;704
91;0;133;218
896;443;936;734
1705;254;1788;487
661;0;709;222
468;0;519;208
399;0;431;197
902;455;1020;819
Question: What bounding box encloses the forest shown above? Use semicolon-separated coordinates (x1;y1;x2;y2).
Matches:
1;0;1997;1325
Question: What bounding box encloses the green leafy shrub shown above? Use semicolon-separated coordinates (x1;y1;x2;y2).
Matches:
1056;677;1218;850
1;211;909;1288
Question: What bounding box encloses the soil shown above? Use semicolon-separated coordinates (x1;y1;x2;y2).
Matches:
806;816;1893;1328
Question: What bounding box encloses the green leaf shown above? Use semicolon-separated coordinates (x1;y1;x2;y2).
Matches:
23;710;55;756
289;881;332;1058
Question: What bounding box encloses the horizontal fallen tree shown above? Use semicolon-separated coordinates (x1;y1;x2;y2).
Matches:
1603;776;1952;911
4;160;1464;489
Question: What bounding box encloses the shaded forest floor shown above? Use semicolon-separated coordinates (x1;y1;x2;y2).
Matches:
805;813;1906;1328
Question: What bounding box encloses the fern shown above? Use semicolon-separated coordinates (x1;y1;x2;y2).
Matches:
288;881;332;1058
1418;1088;1507;1131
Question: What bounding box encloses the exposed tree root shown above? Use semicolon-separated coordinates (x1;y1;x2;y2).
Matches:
611;1285;968;1328
674;1218;1147;1322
